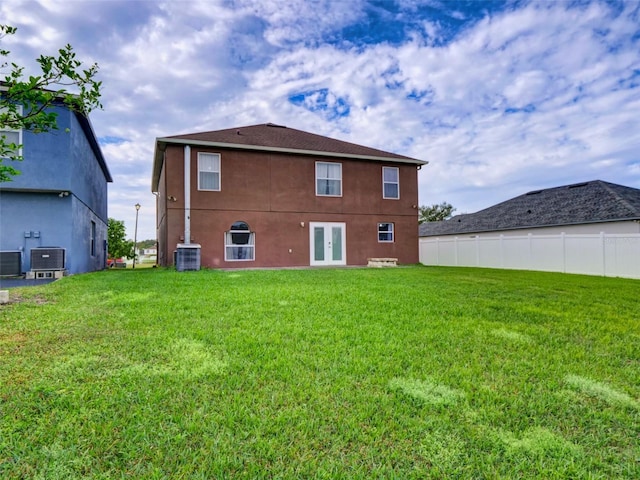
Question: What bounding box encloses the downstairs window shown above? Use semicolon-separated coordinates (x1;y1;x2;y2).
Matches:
225;221;255;261
378;222;394;242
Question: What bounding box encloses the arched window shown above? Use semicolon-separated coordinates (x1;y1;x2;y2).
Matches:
225;221;255;261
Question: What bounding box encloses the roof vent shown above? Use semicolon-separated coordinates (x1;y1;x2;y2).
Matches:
526;190;543;195
266;123;286;128
568;182;589;189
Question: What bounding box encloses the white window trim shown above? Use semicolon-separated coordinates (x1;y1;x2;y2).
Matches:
382;166;400;199
378;222;394;243
315;161;342;197
224;230;255;262
0;105;23;157
197;152;221;191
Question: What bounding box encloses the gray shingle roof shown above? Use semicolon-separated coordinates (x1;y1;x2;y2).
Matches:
163;123;421;162
419;180;640;237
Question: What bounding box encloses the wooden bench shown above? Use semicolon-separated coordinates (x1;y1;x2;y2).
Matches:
367;257;398;267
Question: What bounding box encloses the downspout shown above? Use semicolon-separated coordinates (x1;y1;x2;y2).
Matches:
184;145;191;245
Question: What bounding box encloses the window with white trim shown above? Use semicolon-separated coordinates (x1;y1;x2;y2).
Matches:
0;106;23;158
316;162;342;196
198;152;220;191
225;221;255;261
378;222;394;242
383;167;399;199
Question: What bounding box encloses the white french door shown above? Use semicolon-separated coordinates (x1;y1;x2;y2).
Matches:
309;222;346;266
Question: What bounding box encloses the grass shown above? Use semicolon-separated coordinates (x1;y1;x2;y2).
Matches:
0;266;638;478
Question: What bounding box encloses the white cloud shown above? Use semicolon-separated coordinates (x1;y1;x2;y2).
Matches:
1;0;639;239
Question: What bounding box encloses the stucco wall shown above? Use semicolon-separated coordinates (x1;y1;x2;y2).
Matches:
0;105;109;274
5;105;72;192
158;144;420;268
0;191;72;272
70;196;108;273
70;113;109;222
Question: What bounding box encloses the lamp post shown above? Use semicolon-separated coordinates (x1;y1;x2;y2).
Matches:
133;203;141;269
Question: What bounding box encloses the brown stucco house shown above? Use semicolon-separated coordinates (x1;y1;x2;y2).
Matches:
151;123;427;269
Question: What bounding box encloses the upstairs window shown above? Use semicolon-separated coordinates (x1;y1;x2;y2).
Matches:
383;167;399;199
225;221;255;261
316;162;342;196
378;222;394;242
198;152;220;191
0;106;23;158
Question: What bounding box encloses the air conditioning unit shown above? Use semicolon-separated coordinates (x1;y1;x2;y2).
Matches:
0;251;22;276
175;243;201;272
31;247;65;271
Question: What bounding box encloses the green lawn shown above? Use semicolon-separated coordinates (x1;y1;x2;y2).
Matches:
1;266;638;478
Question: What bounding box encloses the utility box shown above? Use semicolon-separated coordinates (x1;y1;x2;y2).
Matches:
31;247;65;271
175;243;201;272
0;251;22;276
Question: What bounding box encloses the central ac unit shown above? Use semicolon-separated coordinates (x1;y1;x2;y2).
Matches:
0;250;22;276
31;247;65;271
175;243;201;272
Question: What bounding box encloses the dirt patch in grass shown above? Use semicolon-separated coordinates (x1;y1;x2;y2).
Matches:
1;291;50;306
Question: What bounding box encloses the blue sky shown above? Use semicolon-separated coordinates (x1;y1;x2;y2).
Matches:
2;0;639;240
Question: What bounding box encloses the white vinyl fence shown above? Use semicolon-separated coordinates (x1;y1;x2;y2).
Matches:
420;233;640;279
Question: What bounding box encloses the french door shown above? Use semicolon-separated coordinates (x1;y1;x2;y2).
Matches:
309;222;346;266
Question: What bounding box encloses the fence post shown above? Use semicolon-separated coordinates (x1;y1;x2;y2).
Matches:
454;237;458;266
600;232;606;277
561;232;566;273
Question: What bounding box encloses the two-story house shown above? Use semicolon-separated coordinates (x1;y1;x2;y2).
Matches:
0;101;112;275
152;123;426;269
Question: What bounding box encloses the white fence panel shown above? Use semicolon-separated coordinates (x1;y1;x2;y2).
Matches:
419;233;640;279
604;235;640;279
478;237;502;268
565;235;603;276
502;236;530;270
529;236;564;272
457;238;477;266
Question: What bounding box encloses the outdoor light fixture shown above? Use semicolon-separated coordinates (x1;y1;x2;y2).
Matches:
133;203;141;269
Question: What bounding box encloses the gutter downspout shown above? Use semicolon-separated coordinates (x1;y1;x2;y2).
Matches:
184;145;191;245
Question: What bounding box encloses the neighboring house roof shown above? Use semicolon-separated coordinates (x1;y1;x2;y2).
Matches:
419;180;640;237
152;123;426;192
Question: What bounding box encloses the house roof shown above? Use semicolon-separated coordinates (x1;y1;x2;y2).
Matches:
152;123;426;192
419;180;640;237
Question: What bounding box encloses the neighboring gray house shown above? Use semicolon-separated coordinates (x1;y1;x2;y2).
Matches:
419;180;640;279
420;180;640;238
0;101;112;276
